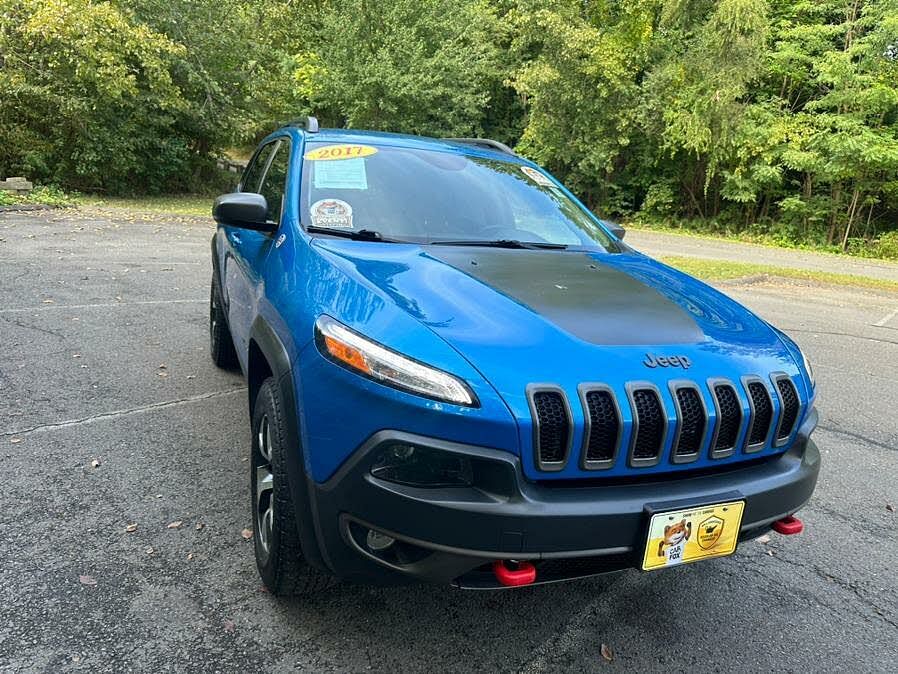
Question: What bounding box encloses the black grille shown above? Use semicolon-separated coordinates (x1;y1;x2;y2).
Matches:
713;384;741;452
776;378;800;440
674;387;705;456
532;391;569;465
583;389;620;464
747;381;773;446
631;388;665;461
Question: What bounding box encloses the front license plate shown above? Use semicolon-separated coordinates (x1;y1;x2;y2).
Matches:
641;500;745;571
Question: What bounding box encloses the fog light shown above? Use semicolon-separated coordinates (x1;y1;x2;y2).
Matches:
370;443;474;487
366;529;396;551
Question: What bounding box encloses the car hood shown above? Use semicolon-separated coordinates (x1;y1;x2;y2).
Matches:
312;241;799;399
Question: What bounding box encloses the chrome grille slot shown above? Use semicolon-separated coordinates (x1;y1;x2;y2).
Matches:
579;386;620;469
710;381;742;458
671;385;706;461
529;387;571;470
774;375;800;443
628;386;666;466
745;379;774;450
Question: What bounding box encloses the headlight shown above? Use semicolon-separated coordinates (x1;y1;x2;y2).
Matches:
314;315;476;406
801;349;815;389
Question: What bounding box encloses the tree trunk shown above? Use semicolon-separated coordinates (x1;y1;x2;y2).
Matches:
827;183;841;245
841;187;861;251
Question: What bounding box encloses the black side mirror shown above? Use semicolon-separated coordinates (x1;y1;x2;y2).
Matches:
212;192;274;232
604;220;626;240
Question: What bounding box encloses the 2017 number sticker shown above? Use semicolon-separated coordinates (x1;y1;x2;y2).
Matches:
304;145;378;161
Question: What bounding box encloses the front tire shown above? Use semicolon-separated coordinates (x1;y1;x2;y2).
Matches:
251;377;334;595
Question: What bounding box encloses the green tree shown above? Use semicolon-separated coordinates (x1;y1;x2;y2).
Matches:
297;0;505;137
0;0;189;192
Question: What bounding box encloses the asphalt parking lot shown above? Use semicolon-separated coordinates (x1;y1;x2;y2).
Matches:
2;208;897;672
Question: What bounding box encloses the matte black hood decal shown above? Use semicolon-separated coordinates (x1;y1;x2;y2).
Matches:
427;249;705;346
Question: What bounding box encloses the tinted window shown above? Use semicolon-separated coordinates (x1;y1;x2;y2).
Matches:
258;140;290;224
241;142;276;193
299;143;617;250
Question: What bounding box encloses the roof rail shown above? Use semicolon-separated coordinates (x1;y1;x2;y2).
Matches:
444;137;516;156
283;115;319;133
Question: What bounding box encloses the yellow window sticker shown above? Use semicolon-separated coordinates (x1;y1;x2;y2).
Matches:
304;144;378;161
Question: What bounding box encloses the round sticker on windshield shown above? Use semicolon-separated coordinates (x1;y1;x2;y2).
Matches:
310;199;354;229
304;144;378;161
520;166;554;187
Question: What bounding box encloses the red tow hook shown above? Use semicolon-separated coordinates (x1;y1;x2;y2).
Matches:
493;560;537;587
772;515;804;535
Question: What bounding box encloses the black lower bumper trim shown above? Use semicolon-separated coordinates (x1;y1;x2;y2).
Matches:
305;421;820;587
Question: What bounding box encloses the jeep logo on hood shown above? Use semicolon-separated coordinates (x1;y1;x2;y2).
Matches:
643;353;692;369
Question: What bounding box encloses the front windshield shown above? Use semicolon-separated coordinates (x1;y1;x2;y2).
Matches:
299;141;619;251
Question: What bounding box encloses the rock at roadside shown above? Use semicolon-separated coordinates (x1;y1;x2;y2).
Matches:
0;177;33;195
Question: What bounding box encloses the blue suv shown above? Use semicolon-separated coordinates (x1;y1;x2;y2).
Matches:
210;117;819;593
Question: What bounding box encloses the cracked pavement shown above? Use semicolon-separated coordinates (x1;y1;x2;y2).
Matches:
1;208;896;672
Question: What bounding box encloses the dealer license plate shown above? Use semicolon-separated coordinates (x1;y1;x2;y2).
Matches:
641;500;745;571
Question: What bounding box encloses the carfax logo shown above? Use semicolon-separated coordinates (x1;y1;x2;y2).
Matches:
643;353;692;369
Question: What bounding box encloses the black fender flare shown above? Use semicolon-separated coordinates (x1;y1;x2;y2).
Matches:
210;232;227;309
248;317;329;572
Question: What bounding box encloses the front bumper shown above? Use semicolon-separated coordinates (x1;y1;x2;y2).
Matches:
306;419;820;588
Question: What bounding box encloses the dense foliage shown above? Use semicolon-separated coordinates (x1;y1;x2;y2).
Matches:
1;0;897;250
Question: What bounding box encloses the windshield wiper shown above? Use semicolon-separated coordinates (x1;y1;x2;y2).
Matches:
430;239;568;250
306;226;398;242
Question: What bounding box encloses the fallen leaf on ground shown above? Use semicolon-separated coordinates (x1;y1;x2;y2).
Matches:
157;371;168;378
601;644;614;662
223;619;236;633
887;504;894;513
766;549;775;556
241;528;253;540
757;534;771;544
10;438;22;444
167;520;183;529
195;522;205;530
79;575;97;586
158;363;167;369
145;546;155;555
72;354;81;358
187;552;194;560
90;458;101;468
125;523;138;533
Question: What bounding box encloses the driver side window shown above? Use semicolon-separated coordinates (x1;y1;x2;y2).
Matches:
240;142;277;193
258;140;291;225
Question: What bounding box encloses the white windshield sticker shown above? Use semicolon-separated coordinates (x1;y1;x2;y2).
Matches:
313;158;368;190
310;199;354;229
520;166;554;187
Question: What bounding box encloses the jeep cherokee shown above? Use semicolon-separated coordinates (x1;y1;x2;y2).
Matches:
209;116;819;593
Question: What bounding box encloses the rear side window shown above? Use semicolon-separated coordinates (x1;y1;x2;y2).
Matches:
240;142;277;193
258;141;290;224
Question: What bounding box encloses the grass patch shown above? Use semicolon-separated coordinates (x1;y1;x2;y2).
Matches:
629;219;898;262
661;256;898;292
0;185;78;208
77;194;214;216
